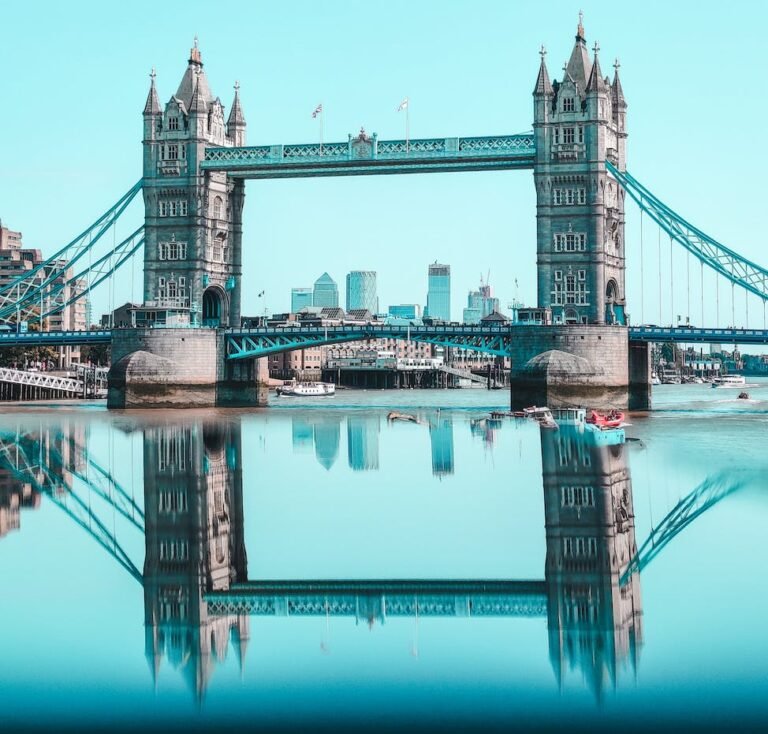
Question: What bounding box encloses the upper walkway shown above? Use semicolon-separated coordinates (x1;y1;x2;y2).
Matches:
200;133;536;178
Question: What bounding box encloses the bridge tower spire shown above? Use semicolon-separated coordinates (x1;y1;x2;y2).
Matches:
533;16;628;325
140;41;245;329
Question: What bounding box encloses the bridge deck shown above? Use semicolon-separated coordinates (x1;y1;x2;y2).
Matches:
200;133;535;178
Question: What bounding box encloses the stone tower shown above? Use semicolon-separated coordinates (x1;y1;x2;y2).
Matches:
533;15;628;325
142;40;246;328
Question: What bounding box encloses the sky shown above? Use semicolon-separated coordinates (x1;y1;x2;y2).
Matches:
0;0;766;328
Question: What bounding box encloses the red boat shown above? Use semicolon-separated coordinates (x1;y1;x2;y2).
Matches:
586;409;625;429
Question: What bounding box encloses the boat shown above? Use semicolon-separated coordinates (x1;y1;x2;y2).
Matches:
711;375;746;388
651;373;661;386
276;380;335;397
552;408;626;445
586;409;625;429
387;411;421;423
517;405;558;428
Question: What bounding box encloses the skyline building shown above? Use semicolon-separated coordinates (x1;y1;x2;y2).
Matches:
388;304;422;320
425;262;451;321
345;271;378;313
313;272;339;308
462;276;500;324
291;287;313;312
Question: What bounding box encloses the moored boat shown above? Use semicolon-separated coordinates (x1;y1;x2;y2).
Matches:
586;409;625;429
276;380;336;397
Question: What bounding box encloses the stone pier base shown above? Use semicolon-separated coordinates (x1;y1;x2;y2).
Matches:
628;339;652;411
107;328;268;409
507;325;630;411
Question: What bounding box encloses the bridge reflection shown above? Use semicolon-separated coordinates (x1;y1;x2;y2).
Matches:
0;412;646;704
141;414;641;702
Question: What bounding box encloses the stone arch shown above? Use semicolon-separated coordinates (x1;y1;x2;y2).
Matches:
606;278;619;303
564;308;579;324
202;285;227;327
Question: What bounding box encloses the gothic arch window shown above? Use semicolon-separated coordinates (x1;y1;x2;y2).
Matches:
213;196;223;219
606;279;619;303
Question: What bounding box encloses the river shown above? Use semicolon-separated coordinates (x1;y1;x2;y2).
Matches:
0;381;766;733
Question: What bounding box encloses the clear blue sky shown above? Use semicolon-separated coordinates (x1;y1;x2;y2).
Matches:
1;0;766;327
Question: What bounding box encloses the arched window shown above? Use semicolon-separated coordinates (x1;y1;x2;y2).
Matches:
213;196;223;219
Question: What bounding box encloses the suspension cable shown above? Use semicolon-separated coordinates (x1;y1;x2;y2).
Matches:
640;209;644;323
669;234;674;325
658;225;662;324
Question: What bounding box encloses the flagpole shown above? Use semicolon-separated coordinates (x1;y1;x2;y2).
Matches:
406;97;410;154
320;103;324;156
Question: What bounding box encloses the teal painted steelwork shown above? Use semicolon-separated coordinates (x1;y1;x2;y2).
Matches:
201;133;535;178
608;162;768;301
0;181;143;317
204;579;548;618
0;430;143;583
225;324;516;359
225;323;768;360
0;228;145;325
621;469;760;586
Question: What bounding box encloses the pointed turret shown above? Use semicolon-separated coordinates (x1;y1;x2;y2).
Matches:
227;82;247;146
189;73;208;115
586;42;607;94
611;58;627;109
533;45;553;95
143;68;161;116
175;37;213;110
564;11;592;94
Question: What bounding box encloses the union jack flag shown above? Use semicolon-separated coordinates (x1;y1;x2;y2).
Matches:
312;103;322;118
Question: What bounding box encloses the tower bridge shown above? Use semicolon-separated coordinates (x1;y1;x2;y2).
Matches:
1;16;767;409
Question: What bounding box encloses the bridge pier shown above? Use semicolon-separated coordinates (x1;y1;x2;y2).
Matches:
508;325;630;410
107;328;268;409
628;340;652;411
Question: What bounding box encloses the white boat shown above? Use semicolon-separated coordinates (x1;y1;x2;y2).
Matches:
276;380;336;397
651;373;661;386
711;375;746;388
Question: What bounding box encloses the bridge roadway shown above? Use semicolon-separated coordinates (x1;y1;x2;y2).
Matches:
1;325;767;354
203;579;547;618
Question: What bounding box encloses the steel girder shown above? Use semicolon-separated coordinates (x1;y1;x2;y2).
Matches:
226;325;516;360
607;162;768;301
202;133;535;178
0;181;142;315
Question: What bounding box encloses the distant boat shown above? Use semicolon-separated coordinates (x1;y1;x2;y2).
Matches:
711;375;746;388
586;409;626;429
276;380;335;397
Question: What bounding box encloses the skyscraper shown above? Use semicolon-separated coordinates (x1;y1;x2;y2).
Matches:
462;276;500;324
345;271;378;313
425;262;451;321
291;287;313;312
313;272;339;308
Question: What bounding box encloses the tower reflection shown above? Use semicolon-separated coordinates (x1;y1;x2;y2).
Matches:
142;420;249;703
540;417;643;698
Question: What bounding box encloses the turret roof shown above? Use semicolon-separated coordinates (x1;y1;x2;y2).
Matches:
586;45;606;93
143;69;161;115
175;39;214;111
564;15;592;94
227;82;246;127
533;47;553;95
612;60;627;108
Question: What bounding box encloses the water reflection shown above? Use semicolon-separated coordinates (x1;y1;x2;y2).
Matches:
0;413;645;705
541;420;642;698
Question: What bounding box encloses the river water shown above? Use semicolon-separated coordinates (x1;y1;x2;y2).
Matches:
0;381;766;733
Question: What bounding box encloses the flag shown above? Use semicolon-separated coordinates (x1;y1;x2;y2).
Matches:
257;290;265;297
397;97;408;112
312;103;322;118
